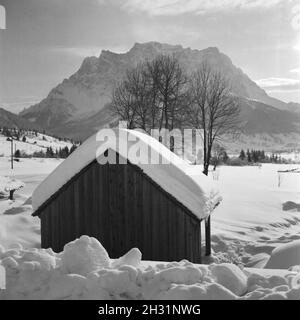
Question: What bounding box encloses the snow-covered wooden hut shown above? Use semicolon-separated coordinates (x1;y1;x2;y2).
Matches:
32;129;221;263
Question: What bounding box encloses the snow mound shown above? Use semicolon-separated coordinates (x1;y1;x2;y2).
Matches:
156;282;237;300
1;236;300;300
265;240;300;270
60;236;110;276
111;248;142;269
210;263;248;296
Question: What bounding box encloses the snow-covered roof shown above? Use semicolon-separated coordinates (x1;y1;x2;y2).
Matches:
32;129;221;219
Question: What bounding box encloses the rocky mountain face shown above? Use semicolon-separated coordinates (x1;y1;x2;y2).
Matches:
0;107;41;130
19;42;300;149
286;102;300;113
236;97;300;134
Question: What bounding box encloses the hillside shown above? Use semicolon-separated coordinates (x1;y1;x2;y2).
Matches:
286;102;300;113
237;97;300;134
0;107;41;131
0;130;73;157
19;42;300;145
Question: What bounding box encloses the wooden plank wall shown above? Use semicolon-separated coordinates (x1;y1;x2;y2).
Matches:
40;155;202;263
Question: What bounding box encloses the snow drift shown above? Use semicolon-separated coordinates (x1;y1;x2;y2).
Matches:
266;240;300;270
1;236;300;300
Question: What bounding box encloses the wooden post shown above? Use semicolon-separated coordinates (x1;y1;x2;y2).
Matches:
205;215;211;256
9;190;14;200
198;221;202;264
11;138;13;170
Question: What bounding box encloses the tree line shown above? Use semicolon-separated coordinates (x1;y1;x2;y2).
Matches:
110;54;241;175
239;149;288;164
206;147;291;169
14;145;77;159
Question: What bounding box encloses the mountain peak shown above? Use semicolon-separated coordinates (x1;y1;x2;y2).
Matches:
202;46;220;54
130;41;184;53
77;56;99;75
20;41;293;140
100;49;120;57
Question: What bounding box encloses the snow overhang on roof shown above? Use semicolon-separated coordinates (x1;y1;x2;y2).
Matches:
32;129;222;220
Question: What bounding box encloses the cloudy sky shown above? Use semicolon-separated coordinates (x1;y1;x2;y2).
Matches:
0;0;299;113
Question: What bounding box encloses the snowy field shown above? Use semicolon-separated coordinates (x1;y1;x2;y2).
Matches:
0;157;63;248
210;164;300;268
0;157;300;299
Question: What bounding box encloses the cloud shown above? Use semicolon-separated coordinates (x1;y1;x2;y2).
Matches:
132;24;200;46
290;68;300;74
255;77;300;91
294;44;300;51
114;0;285;16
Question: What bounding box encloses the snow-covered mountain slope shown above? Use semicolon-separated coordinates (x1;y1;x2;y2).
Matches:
20;42;300;142
0;132;73;157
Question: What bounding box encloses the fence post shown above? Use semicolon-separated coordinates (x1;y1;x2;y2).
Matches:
205;216;211;256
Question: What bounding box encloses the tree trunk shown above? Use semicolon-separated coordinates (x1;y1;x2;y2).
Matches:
203;162;209;176
170;135;175;152
203;143;212;176
203;150;211;256
9;190;14;200
205;216;211;256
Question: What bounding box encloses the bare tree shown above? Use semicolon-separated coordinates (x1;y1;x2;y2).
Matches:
146;54;189;150
154;55;188;131
111;84;137;129
110;55;188;149
211;144;228;171
188;62;240;176
145;57;163;129
111;64;150;130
